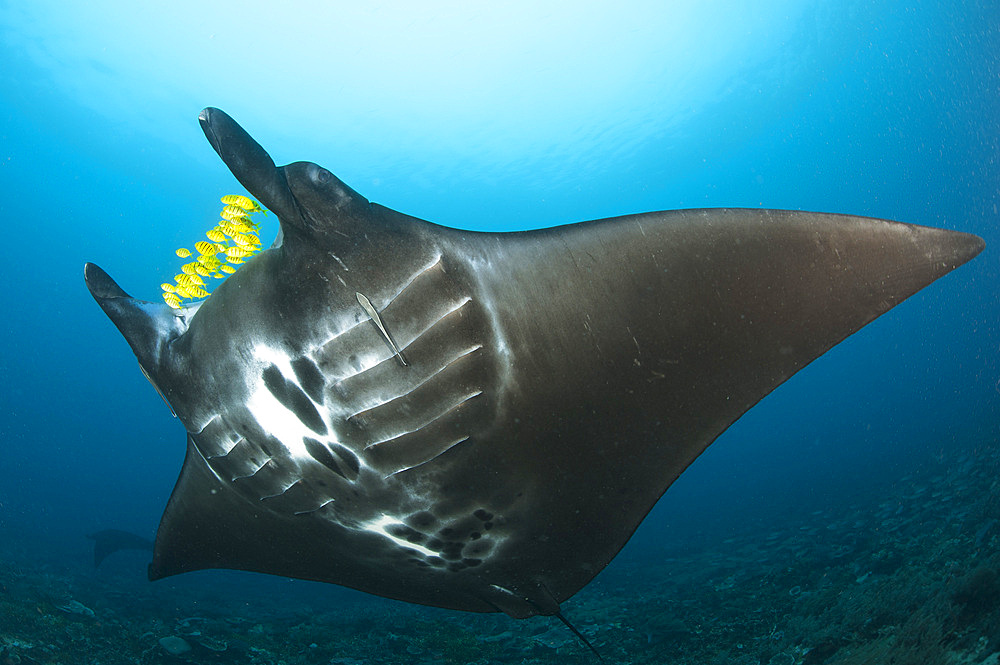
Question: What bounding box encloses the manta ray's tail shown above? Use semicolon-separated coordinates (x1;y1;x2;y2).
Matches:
556;612;604;661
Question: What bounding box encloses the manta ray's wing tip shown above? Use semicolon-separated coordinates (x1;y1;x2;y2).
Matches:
963;231;986;261
84;262;130;300
199;106;226;125
890;224;985;284
938;227;986;265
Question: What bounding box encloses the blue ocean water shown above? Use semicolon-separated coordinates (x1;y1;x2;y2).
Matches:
0;1;997;662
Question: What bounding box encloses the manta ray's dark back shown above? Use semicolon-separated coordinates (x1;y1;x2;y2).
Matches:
85;108;984;619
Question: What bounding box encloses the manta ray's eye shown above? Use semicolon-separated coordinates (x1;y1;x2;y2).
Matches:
314;168;332;184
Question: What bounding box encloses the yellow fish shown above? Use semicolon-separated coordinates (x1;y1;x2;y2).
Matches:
221;206;252;222
216;221;237;237
194;241;218;256
175;273;205;286
220;194;265;213
224;246;255;258
160;192;267;306
173;284;195;299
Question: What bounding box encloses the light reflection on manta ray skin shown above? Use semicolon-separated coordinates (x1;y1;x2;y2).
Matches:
189;248;507;576
84;107;984;624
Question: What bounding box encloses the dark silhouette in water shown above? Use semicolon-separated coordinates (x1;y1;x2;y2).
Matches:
87;529;154;567
85;108;983;625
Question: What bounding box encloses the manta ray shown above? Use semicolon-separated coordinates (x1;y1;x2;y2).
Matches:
87;529;155;568
85;108;983;624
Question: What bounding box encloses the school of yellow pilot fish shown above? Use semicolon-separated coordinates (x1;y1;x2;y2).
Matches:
160;194;266;309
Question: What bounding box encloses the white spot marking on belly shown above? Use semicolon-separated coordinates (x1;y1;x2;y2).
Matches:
363;514;437;558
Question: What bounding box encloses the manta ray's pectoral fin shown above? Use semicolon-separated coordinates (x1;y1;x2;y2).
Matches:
459;209;984;608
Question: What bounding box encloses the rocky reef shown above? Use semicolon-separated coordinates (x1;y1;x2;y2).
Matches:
1;438;998;665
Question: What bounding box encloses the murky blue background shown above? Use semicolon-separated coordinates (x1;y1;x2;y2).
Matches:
0;1;996;607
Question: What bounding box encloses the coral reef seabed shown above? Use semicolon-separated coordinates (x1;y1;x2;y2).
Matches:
2;439;998;665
